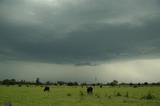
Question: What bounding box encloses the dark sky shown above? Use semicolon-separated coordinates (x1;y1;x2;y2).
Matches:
0;0;160;83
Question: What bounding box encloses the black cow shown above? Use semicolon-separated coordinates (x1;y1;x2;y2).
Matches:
87;87;93;94
44;87;50;92
133;85;138;88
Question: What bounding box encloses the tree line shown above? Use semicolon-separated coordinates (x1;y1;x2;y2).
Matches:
0;78;79;86
0;78;160;86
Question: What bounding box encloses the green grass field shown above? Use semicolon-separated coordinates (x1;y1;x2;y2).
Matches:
0;85;160;106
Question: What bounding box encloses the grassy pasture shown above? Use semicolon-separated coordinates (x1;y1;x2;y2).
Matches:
0;85;160;106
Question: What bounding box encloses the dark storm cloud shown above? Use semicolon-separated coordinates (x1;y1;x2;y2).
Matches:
0;0;160;64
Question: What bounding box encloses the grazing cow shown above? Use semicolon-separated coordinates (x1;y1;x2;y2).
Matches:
87;87;93;94
133;85;138;88
44;87;50;92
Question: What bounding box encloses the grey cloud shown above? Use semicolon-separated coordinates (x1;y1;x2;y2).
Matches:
1;21;160;64
0;0;160;64
75;62;97;66
1;0;160;83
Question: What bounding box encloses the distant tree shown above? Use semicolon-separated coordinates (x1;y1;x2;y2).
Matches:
96;83;101;86
110;82;114;86
67;82;74;86
10;79;16;85
73;82;78;86
144;82;148;85
25;81;30;85
81;82;87;86
53;83;58;86
66;82;78;86
114;80;118;84
20;80;26;85
151;83;157;85
57;81;65;86
36;78;41;85
138;83;141;86
2;79;10;85
157;82;160;85
30;81;35;85
129;82;133;86
45;81;51;85
120;82;126;85
92;83;95;86
110;80;118;86
1;79;16;85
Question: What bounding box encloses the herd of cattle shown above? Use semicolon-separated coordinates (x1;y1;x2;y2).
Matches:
44;86;93;94
43;85;139;93
6;84;141;95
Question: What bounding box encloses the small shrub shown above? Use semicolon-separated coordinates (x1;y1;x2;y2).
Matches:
123;99;127;103
96;95;100;98
104;93;107;97
80;91;84;96
67;93;71;96
108;96;111;99
114;91;116;96
116;92;122;96
140;92;155;100
125;92;129;97
95;94;100;98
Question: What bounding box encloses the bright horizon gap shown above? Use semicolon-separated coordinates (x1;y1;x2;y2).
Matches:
1;59;160;83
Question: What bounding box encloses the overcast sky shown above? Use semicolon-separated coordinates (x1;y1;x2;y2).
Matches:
0;0;160;83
